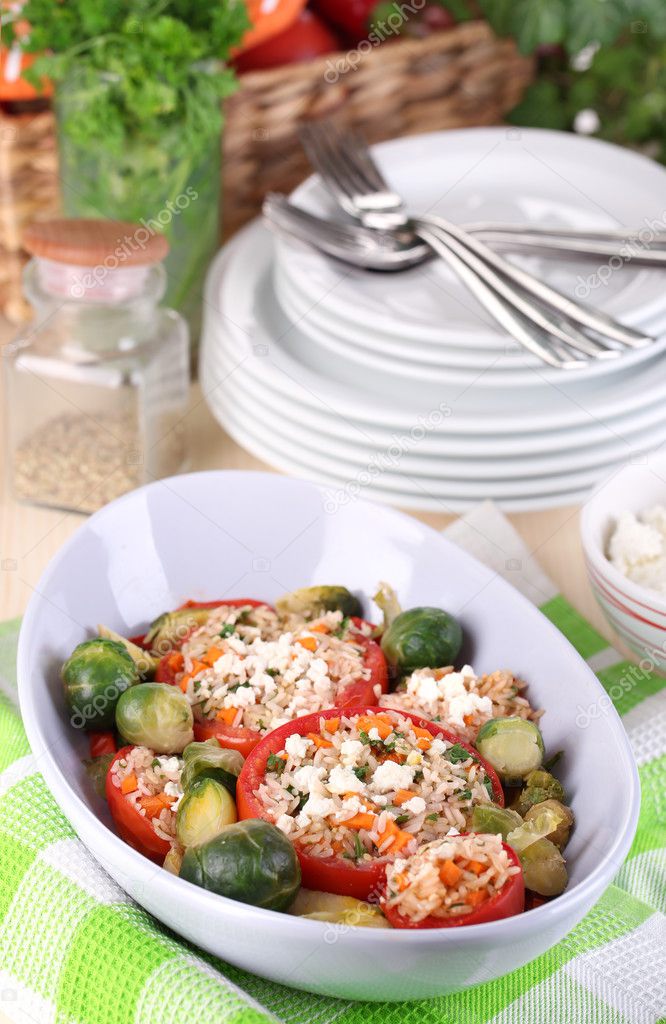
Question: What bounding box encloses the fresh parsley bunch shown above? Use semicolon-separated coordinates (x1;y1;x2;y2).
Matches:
5;0;249;153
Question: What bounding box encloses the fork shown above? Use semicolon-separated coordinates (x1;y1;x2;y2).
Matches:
299;121;653;357
264;194;608;369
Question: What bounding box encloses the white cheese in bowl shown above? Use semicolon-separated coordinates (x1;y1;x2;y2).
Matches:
608;505;666;594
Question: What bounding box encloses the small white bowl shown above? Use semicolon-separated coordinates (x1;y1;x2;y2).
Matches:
581;451;666;670
18;471;639;1001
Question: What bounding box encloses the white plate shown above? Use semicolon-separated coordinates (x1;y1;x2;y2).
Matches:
205;335;666;459
275;267;666;392
218;391;621;502
17;471;639;999
215;408;601;513
275;264;666;384
213;364;666;481
201;220;666;435
280;127;666;346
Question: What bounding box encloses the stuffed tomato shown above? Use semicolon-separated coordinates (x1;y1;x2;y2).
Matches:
381;832;524;928
169;609;388;758
105;745;183;863
237;706;503;900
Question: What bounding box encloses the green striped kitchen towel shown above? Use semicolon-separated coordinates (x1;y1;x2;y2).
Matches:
1;502;665;1024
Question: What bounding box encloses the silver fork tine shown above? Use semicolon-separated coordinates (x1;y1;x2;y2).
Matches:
299;123;360;208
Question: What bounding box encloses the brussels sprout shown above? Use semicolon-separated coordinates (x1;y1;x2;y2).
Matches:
524;799;574;849
179;819;300;912
63;637;139;730
181;740;244;797
475;717;544;783
176;778;237;848
98;624;158;678
518;838;568;896
290;890;389;927
516;770;566;816
276;585;362;620
380;606;463;678
144;608;211;655
115;682;193;753
163;845;184;875
470;803;523;839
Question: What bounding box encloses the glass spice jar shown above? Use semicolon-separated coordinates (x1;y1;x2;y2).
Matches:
4;218;189;513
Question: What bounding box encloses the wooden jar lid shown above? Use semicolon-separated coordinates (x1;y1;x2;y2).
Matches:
23;219;169;266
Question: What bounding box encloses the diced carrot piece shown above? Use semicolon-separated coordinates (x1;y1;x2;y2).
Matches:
202;645;224;666
179;673;192;693
120;773;138;795
296;636;318;651
191;659;208;675
393;789;414;805
412;726;432;739
307;732;333;749
465;889;488;907
463;714;475;727
439;860;462;886
324;718;340;733
382;752;405;764
216;707;240;726
331;839;344;853
342;812;376;830
389;831;412;854
139;793;173;817
416;737;431;751
467;859;486;876
357;715;392;740
377;819;412;853
310;623;330;633
166;652;185;673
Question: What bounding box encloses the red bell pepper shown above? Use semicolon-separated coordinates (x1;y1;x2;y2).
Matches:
176;598;270;611
193;620;389;758
89;731;117;759
104;746;172;863
381;837;524;928
237;706;503;900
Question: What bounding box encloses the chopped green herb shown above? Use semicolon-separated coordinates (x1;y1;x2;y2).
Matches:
426;813;438;822
395;813;410;825
265;668;279;678
335;616;351;638
354;833;364;860
352;765;369;781
483;775;494;798
218;624;235;638
359;730;371;746
445;743;471;764
266;754;285;775
458;789;472;801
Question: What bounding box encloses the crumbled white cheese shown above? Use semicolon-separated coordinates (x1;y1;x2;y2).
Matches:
404;666;492;729
297;794;337;826
372;761;415;793
326;765;365;795
339;739;364;765
292;765;326;794
285;734;312;759
608;507;666;593
163;779;184;811
403;796;426;815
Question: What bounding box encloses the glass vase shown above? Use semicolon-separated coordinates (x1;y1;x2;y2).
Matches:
55;71;222;362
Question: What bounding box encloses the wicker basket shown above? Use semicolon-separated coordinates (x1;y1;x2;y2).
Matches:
222;21;533;235
0;21;532;323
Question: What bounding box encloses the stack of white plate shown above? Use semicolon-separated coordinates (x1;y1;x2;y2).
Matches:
201;127;666;512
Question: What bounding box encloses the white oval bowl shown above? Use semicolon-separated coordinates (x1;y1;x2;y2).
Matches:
581;452;666;669
18;471;639;1002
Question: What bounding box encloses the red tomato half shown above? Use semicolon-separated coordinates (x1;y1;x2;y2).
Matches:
237;706;503;900
381;838;524;928
193;622;389;758
89;731;117;758
105;746;171;863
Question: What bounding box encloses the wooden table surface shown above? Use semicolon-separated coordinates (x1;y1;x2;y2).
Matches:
0;320;613;642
